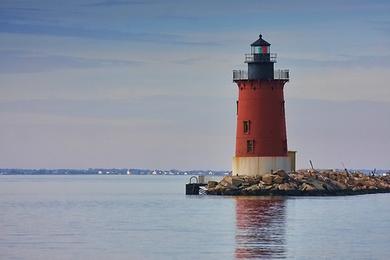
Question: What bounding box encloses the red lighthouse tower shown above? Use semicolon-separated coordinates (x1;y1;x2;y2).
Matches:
232;34;292;176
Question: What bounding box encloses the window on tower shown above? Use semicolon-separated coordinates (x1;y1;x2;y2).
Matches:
247;140;255;153
281;100;285;115
243;120;251;134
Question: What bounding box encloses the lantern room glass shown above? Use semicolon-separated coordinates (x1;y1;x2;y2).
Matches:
251;46;269;54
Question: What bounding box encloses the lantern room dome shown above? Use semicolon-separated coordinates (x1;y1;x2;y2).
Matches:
250;34;270;46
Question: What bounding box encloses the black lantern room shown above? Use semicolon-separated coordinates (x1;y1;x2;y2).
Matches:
246;34;275;80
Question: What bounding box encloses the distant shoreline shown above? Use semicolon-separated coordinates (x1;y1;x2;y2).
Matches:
0;168;229;176
1;168;389;177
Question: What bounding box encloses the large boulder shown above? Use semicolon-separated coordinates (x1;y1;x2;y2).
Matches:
207;181;218;189
243;184;261;194
214;184;226;191
277;183;295;191
377;181;389;189
219;176;232;187
306;178;326;191
353;173;364;178
240;182;252;188
243;175;261;185
274;169;289;179
231;177;245;187
273;175;285;184
261;174;274;185
293;172;305;181
300;183;316;192
219;176;244;188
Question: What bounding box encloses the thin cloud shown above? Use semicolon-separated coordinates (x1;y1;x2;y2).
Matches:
284;55;390;69
0;50;142;74
0;7;43;12
0;22;221;46
82;0;154;7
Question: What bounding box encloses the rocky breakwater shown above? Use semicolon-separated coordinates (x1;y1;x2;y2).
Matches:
206;170;390;196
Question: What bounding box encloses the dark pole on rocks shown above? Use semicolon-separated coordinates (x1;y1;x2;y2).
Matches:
309;160;315;172
342;162;350;175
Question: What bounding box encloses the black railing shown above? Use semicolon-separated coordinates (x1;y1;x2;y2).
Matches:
232;70;248;80
274;69;289;80
245;53;277;63
233;69;289;81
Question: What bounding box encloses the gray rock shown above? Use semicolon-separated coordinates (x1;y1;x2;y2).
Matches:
275;169;289;179
244;184;260;193
207;181;218;189
301;183;316;191
262;174;273;185
273;175;285;184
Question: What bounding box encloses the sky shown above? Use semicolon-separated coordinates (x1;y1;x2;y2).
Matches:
0;0;389;170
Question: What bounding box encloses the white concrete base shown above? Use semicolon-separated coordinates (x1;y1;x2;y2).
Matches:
232;156;291;176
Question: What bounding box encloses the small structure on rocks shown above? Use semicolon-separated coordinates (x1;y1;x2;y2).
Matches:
206;170;390;196
186;176;207;195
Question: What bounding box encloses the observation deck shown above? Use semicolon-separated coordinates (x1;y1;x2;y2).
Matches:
233;69;289;81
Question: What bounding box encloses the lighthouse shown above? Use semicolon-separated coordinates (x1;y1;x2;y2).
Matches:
232;34;294;176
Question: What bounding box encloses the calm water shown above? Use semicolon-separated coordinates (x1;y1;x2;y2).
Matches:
0;175;389;260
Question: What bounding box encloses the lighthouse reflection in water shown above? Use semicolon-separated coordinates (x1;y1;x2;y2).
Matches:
235;197;286;259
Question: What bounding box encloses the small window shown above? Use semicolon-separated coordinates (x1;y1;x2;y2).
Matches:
243;120;250;134
247;140;255;153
